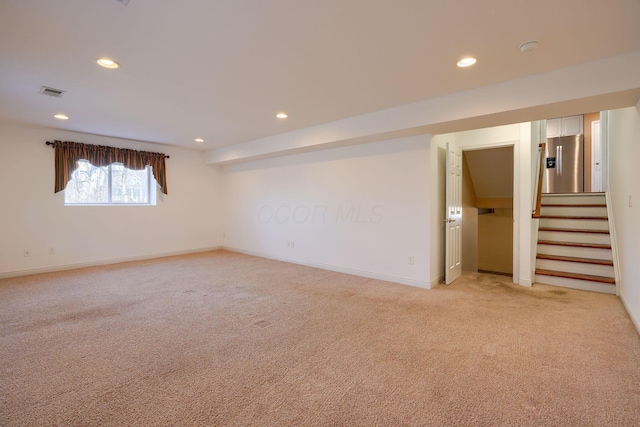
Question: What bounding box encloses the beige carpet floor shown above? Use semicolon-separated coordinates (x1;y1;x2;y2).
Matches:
1;250;640;426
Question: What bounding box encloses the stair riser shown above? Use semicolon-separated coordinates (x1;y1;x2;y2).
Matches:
537;231;611;245
539;218;609;230
541;194;606;205
537;193;614;294
535;275;616;294
537;245;613;260
540;206;608;217
536;259;614;277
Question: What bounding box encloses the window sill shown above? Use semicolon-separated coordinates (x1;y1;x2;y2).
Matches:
64;203;155;207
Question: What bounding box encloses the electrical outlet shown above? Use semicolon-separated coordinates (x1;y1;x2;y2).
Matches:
23;249;30;257
222;232;226;239
408;256;415;265
48;247;56;255
629;195;632;208
287;240;295;248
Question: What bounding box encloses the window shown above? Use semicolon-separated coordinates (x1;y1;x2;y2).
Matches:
64;160;156;205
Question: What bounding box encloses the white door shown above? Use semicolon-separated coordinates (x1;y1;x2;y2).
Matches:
591;120;602;192
445;142;463;284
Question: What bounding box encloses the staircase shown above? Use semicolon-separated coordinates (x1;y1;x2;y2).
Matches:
535;193;616;294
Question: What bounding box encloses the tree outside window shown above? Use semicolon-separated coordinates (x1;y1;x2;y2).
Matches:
64;160;154;205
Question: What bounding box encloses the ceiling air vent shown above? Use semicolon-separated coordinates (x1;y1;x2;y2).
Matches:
111;0;131;6
39;86;66;98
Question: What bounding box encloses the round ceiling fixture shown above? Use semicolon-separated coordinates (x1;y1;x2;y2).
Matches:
519;40;539;53
97;58;120;69
195;138;204;143
457;57;477;68
54;113;69;120
276;112;288;119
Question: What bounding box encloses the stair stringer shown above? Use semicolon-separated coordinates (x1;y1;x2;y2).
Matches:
605;191;621;296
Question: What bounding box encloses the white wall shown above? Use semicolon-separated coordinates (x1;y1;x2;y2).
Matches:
0;123;223;277
430;123;535;286
221;135;431;288
608;104;640;332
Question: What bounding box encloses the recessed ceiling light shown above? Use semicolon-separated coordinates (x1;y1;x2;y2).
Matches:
195;138;204;143
54;114;69;120
276;112;288;119
97;58;120;69
457;57;477;68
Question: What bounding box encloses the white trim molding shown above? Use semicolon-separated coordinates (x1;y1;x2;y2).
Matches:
0;247;222;279
605;191;622;296
621;293;640;337
223;246;432;289
430;275;445;288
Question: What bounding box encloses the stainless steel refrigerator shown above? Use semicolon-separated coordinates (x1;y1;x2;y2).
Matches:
543;135;584;193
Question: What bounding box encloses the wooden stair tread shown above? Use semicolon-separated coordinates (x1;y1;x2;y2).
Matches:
541;204;607;207
538;215;608;220
537;240;611;249
538;227;609;234
535;269;615;285
541;192;605;196
536;254;613;266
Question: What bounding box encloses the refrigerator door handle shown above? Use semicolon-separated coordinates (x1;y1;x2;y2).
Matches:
559;145;563;175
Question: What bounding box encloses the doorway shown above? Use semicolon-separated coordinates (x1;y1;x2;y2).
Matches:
461;146;514;276
434;121;538;287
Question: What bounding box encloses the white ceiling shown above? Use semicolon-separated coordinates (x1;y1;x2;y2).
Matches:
1;0;639;151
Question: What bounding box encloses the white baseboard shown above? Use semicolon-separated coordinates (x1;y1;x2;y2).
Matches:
430;275;444;288
2;245;432;290
0;247;222;279
620;289;640;337
223;246;431;289
519;278;533;287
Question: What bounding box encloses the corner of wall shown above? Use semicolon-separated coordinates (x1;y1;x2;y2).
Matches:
607;105;640;337
620;289;640;336
430;275;444;288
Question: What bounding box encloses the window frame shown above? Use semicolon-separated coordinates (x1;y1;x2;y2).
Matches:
64;161;157;206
